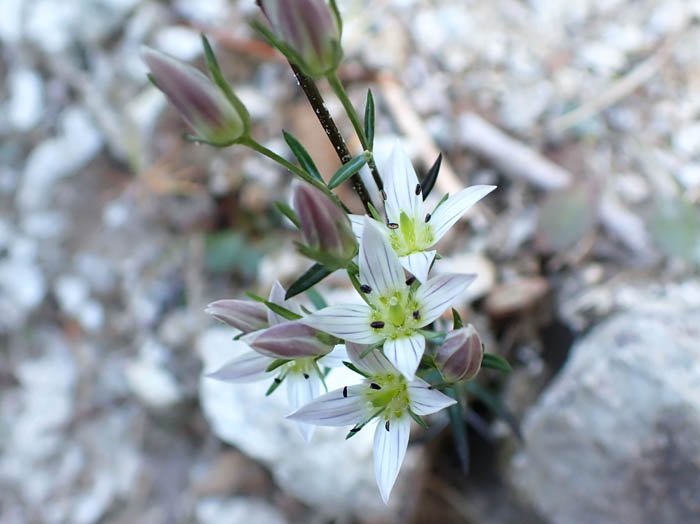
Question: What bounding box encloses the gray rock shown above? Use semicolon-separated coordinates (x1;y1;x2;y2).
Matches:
512;298;700;524
195;497;288;524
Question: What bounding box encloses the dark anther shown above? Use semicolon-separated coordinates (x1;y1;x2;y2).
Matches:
385;420;391;432
274;378;282;383
350;426;360;433
413;310;420;320
405;276;416;286
370;383;381;390
415;183;422;195
303;373;310;379
370;321;385;329
425;213;431;223
428;386;434;390
360;284;372;294
381;190;387;200
343;386;348;398
387;222;399;230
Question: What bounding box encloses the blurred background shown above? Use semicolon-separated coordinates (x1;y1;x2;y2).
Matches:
2;0;700;522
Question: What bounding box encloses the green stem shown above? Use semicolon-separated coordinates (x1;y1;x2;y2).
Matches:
326;72;384;192
241;137;350;213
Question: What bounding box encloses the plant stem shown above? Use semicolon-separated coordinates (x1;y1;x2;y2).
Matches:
241;137;350;213
289;63;373;214
326;71;384;193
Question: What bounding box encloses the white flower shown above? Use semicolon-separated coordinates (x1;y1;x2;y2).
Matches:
205;280;346;442
350;144;496;282
301;217;475;380
288;342;456;503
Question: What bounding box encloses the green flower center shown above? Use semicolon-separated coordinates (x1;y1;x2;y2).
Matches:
364;374;410;420
370;288;422;339
389;211;434;257
285;357;315;377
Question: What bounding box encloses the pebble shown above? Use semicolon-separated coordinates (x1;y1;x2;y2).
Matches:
5;68;44;132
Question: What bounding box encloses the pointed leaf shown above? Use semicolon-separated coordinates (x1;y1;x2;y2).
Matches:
482;353;512;373
305;288;328;310
245;292;303;321
364;89;375;151
421;153;442;200
464;381;522;441
328;153;371;189
445;387;469;472
452;308;463;329
283;131;324;183
285;263;333;300
266;359;291;373
650;196;700;262
274;201;300;228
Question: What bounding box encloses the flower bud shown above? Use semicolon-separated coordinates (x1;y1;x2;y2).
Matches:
293;184;357;268
258;0;342;77
435;325;483;382
205;300;268;333
250;321;332;359
142;47;246;145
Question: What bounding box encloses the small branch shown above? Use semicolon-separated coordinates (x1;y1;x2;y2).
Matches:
289;63;373;214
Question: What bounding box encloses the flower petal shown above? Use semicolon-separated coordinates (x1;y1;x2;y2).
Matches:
348;214;366;243
346;341;397;376
267;280;288;326
359;218;405;296
408;378;457;415
399;250;436;283
250;321;331;359
287;385;368;426
383;143;424;224
205;350;273;383
317;344;349;369
429;185;496;244
415;273;476;327
301;304;381;344
382;333;426;380
286;371;322;442
373;414;411;504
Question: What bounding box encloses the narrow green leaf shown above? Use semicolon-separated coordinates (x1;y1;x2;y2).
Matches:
364;89;375;151
285;263;333;300
342;361;369;377
147;73;160;90
328;153;370;189
464;382;522;441
434;192;449;211
408;409;429;429
482;353;512;373
421;153;442;200
265;375;286;396
367;202;382;221
360;341;383;359
305;288;328;310
274;201;300;228
283;131;324;183
266;359;291;373
452;308;463;329
445;387;469;472
245;292;302;321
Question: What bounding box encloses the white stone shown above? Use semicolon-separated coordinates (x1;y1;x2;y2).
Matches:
196;497;288;524
0;260;45;310
673;122;700;157
676;163;700;189
125;345;182;409
0;0;24;44
5;68;44;131
54;275;90;316
153;26;203;61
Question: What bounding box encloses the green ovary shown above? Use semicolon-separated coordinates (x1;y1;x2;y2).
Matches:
364;374;410;419
388;212;434;257
370;290;421;339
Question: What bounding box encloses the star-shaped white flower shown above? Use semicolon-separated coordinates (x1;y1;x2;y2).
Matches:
301;218;475;380
287;342;456;503
350;144;496;282
206;281;345;442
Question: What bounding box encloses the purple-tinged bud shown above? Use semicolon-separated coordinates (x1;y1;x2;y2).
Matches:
258;0;342;77
250;320;332;359
435;325;483;382
205;300;268;333
293;184;357;268
141;47;246;145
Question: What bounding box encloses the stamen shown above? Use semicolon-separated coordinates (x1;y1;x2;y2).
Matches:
381;190;387;201
343;386;348;397
370;383;381;390
349;426;360;433
425;213;431;223
387;222;399;230
274;378;282;384
360;284;372;294
405;276;416;286
370;321;385;329
303;373;310;379
428;385;434;390
413;310;420;320
385;420;390;432
415;183;421;195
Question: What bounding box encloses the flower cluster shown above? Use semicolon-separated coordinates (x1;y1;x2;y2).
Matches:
142;0;503;504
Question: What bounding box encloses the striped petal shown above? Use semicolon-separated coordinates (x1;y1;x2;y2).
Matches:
429;185;496;244
250;321;331;359
286;370;322;442
317;343;349;369
383;143;424;224
267;280;288;326
382;333;426;381
300;304;381;344
287;385;368;426
399;250;436;283
359;218;405;296
408;378;457;415
373;414;411;504
205;350;273;383
348;214;366;243
346;341;398;376
415;273;476;327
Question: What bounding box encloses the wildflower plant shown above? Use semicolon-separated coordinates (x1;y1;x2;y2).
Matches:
144;0;511;503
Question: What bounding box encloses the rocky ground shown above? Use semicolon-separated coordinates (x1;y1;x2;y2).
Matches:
1;0;699;523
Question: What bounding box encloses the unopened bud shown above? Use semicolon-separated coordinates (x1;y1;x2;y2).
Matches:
250;320;332;359
293;184;356;268
258;0;342;77
205;300;268;333
142;47;246;145
435;325;483;382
